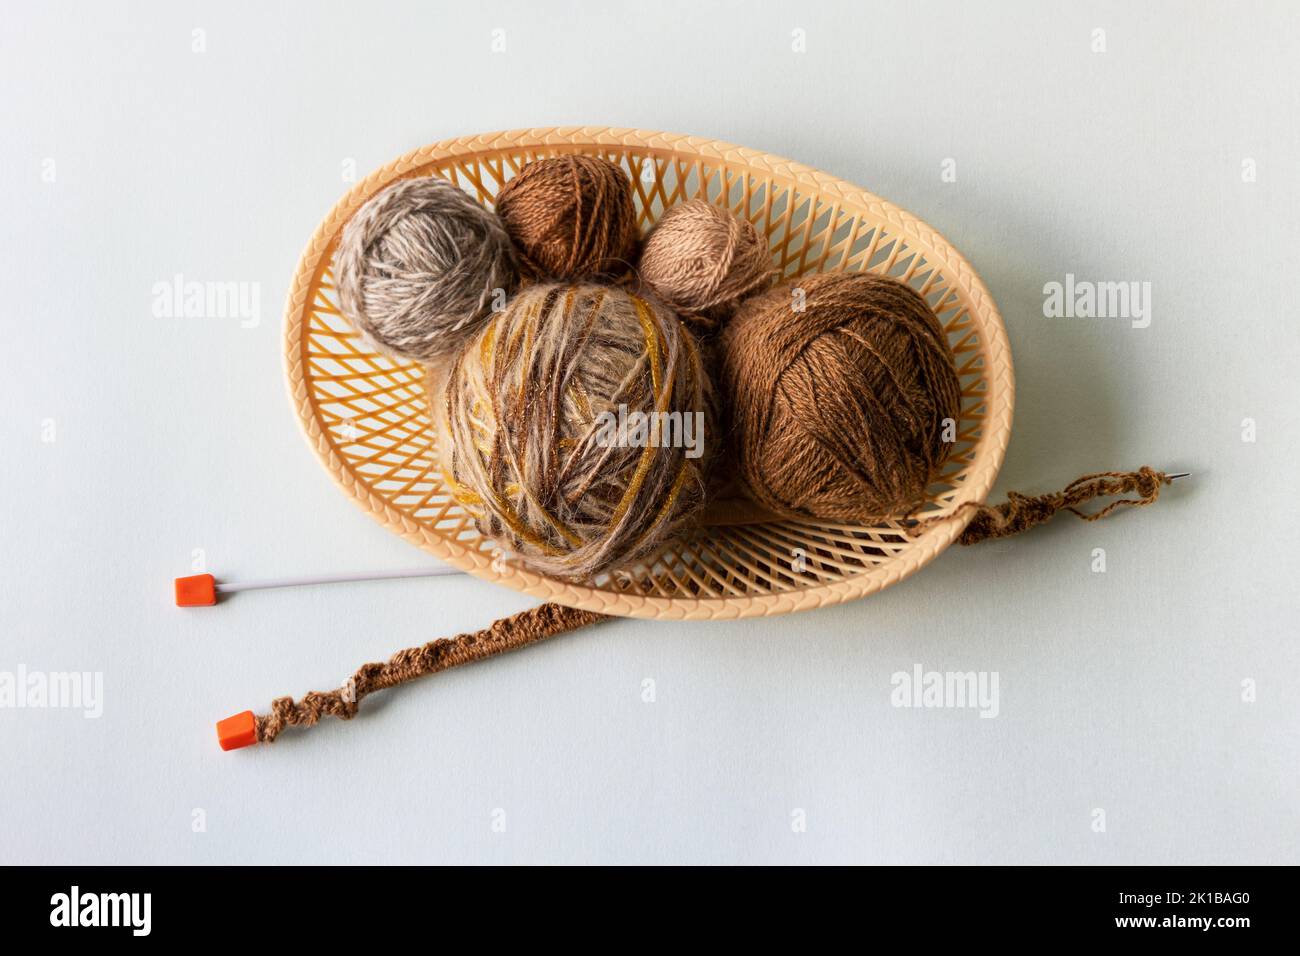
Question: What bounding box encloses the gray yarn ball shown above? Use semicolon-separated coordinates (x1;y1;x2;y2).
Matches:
335;177;519;363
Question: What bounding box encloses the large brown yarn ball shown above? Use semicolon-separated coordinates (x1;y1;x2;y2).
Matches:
720;272;962;522
494;156;639;280
435;283;711;580
639;199;774;318
335;176;518;364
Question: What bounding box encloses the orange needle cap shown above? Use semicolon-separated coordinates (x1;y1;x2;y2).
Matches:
175;573;217;607
217;711;258;751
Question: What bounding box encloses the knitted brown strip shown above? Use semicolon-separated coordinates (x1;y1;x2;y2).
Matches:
253;468;1173;743
255;602;609;743
912;466;1173;546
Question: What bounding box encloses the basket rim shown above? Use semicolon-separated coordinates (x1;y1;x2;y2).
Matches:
282;126;1015;620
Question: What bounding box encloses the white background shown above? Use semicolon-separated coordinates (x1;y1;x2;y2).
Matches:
2;1;1296;865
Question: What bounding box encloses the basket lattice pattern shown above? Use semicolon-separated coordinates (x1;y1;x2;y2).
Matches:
284;128;1014;620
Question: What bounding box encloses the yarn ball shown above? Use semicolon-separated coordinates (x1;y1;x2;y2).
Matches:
335;176;518;364
494;156;639;281
639;199;774;317
720;271;962;522
435;283;711;580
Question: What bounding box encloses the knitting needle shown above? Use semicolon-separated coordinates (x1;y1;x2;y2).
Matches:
182;474;1193;607
221;566;464;592
175;565;462;607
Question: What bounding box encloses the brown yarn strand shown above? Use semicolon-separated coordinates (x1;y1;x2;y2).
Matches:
911;466;1174;546
245;469;1178;745
255;602;609;744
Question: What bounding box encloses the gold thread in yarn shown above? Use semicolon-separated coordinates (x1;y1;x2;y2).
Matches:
435;283;711;580
494;156;639;281
638;199;775;320
720;271;962;522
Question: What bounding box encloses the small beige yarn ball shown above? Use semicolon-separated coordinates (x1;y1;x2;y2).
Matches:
638;199;774;318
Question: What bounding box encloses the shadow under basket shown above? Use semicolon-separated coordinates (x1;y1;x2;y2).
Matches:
283;127;1015;620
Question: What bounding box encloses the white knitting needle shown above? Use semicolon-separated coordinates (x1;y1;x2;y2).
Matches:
175;565;463;606
179;473;1192;605
216;566;463;593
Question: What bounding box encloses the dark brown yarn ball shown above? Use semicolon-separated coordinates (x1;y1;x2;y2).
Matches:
720;272;962;522
494;155;639;280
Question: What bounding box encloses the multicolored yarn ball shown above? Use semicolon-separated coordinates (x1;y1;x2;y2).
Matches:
494;156;639;281
720;271;962;522
335;176;518;364
638;199;774;318
435;283;711;580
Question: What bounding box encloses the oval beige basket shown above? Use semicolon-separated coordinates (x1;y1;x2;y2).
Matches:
283;127;1014;620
